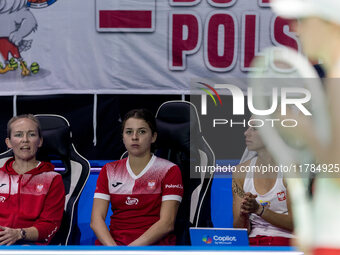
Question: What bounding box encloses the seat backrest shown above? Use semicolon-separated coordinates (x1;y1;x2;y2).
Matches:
155;101;215;245
0;114;90;245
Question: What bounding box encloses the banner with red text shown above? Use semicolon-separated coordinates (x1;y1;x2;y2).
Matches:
0;0;299;95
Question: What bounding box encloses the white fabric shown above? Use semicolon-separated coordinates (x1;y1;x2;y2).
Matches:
93;94;97;146
162;194;182;202
243;157;293;238
0;0;296;95
94;193;110;201
65;160;83;209
13;96;17;116
126;154;157;180
272;0;340;25
313;178;340;248
189;149;207;224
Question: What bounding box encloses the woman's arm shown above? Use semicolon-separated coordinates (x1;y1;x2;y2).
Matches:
32;174;65;243
0;226;38;245
232;178;250;230
260;189;293;231
128;200;180;246
0;174;65;245
90;198;117;246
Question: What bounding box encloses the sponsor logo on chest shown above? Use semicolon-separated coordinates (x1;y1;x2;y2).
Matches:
0;196;5;203
112;182;123;188
125;196;139;206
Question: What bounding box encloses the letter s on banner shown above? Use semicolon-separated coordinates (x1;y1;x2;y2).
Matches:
169;0;201;7
207;0;237;8
258;0;270;7
169;12;202;70
271;16;300;51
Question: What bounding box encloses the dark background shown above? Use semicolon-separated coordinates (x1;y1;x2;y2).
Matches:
0;94;248;161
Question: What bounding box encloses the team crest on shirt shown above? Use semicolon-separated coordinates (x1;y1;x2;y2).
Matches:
0;196;5;203
35;184;44;193
147;180;156;190
277;191;286;201
125;197;139;205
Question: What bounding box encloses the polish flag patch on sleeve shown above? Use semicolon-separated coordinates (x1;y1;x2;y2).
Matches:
96;0;155;32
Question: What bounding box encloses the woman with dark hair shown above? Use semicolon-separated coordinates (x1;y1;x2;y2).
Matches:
91;109;183;246
0;114;65;245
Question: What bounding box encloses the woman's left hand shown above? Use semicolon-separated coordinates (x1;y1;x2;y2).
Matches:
240;192;260;214
0;226;21;246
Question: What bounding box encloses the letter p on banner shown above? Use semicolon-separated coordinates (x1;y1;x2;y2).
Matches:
96;0;155;32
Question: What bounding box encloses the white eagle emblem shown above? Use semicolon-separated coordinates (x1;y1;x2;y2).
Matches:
36;184;44;192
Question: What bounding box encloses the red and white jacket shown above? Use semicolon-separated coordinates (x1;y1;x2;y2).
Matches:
0;158;65;244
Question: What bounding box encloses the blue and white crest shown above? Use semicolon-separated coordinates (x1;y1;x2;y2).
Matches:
27;0;57;9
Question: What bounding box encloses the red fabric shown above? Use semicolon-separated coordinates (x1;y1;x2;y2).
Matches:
0;38;20;60
314;248;340;255
0;158;65;244
249;235;291;246
94;156;183;245
99;11;152;28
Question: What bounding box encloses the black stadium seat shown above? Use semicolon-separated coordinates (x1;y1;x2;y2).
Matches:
0;114;90;245
155;101;215;245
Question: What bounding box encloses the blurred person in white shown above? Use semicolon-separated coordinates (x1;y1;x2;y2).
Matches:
272;0;340;254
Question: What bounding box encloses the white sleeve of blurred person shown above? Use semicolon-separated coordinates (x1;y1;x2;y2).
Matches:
271;0;340;181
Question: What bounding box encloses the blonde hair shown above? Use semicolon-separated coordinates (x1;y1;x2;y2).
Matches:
7;114;42;138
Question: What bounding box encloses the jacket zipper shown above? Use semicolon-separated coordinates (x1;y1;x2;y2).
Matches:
13;175;23;227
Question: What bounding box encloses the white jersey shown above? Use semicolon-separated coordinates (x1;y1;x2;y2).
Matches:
313;178;340;248
243;157;293;238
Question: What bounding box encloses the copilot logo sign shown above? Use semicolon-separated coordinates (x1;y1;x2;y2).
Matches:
198;83;312;128
202;235;213;244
